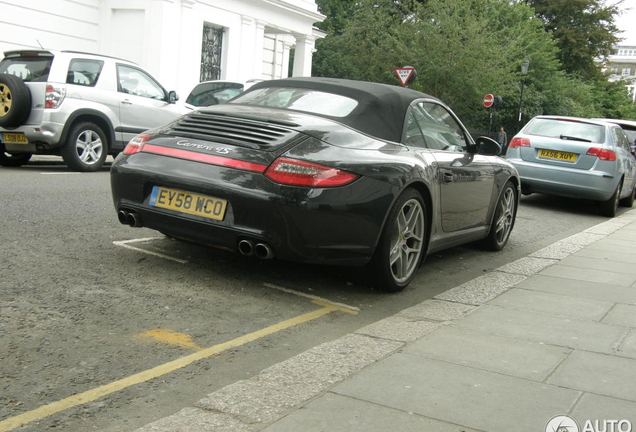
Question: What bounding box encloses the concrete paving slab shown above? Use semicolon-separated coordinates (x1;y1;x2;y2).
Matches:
489;288;614;321
397;299;477;321
354;316;440;343
582;240;636;255
401;325;570;381
560;255;636;275
455;305;628;353
549;351;636;402
517;275;636;305
602;304;636;327
574;247;636;264
615;331;636;359
332;354;580;432
538;264;636;286
571;393;636;427
434;272;526;305
134;407;257;432
260;392;479;432
496;257;558;276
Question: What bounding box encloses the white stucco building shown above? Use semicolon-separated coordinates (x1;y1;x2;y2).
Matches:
604;45;636;102
0;0;325;96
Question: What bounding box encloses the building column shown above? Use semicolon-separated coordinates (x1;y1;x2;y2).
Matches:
291;33;316;77
253;21;266;80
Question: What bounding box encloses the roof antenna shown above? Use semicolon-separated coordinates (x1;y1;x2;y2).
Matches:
36;39;45;49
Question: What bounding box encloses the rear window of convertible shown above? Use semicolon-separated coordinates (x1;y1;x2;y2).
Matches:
525;118;605;144
229;87;358;117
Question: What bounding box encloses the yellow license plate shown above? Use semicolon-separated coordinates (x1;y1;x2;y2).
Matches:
3;133;28;144
149;186;227;221
538;149;577;162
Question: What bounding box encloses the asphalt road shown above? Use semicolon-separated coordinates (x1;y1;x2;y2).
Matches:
0;157;619;432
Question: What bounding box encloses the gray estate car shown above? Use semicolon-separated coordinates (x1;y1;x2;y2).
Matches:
505;115;636;217
0;49;185;171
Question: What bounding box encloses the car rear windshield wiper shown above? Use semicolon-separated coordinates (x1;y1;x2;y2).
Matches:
560;134;592;143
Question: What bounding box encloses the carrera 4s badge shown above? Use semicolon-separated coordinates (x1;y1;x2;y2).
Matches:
177;140;232;154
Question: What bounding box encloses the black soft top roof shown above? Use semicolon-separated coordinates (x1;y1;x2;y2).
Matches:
245;77;438;143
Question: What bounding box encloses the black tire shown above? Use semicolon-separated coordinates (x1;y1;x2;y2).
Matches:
0;145;32;167
599;182;621;217
484;181;517;251
368;189;426;293
0;74;32;128
61;122;108;172
619;182;635;208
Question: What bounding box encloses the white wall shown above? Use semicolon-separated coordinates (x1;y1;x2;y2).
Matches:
0;0;324;98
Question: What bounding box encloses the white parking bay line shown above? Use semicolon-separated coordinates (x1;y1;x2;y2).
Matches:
264;283;360;312
40;172;82;175
113;237;189;264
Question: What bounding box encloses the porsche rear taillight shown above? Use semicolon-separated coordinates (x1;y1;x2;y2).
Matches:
586;147;616;161
123;134;151;155
45;84;66;109
265;157;359;187
508;137;531;148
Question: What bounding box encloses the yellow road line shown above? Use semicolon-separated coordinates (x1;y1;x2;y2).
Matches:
0;305;340;432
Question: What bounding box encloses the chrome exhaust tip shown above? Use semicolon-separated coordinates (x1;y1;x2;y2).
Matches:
126;212;142;227
254;243;274;260
238;239;255;256
117;210;128;225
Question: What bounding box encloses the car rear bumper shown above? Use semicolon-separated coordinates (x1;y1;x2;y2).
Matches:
511;160;618;201
111;152;398;266
1;120;65;152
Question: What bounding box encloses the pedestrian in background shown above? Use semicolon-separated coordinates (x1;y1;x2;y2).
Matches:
496;126;507;146
497;126;508;155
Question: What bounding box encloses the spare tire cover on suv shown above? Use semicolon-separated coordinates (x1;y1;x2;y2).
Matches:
0;74;32;128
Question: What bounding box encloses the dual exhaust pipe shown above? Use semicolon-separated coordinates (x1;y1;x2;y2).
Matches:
117;210;274;259
118;209;142;228
238;239;275;260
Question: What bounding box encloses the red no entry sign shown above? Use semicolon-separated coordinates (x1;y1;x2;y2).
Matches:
483;94;494;108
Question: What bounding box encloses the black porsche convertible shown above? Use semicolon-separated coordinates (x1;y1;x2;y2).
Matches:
111;77;519;292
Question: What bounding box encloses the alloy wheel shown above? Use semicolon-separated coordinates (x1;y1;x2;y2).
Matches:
388;198;425;284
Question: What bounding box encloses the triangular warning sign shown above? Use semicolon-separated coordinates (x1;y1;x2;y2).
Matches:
394;68;414;86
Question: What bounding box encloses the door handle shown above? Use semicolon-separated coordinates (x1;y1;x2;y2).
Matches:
442;171;454;183
122;99;132;105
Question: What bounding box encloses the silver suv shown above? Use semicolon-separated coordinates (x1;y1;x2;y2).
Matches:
0;50;185;171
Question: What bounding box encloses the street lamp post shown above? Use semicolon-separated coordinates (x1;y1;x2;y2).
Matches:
518;60;530;127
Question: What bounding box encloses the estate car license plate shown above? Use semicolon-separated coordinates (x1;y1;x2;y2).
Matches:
538;149;577;162
149;186;227;221
2;133;28;144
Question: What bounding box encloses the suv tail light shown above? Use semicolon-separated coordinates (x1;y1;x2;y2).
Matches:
45;84;66;109
508;137;531;148
265;157;359;187
586;147;616;161
123;134;151;155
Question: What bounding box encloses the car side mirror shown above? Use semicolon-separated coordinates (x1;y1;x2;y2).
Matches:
168;91;179;104
475;136;502;156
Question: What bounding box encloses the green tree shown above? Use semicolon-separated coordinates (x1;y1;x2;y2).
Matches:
522;0;621;79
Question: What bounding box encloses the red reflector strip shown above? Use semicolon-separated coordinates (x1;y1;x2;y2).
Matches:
141;144;267;173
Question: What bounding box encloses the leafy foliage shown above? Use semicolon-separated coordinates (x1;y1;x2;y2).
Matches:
312;0;636;135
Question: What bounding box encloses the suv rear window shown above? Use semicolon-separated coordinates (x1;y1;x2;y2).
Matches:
0;55;53;82
67;59;104;87
525;118;605;144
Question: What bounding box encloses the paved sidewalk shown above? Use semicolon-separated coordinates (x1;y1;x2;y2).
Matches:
136;210;636;432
